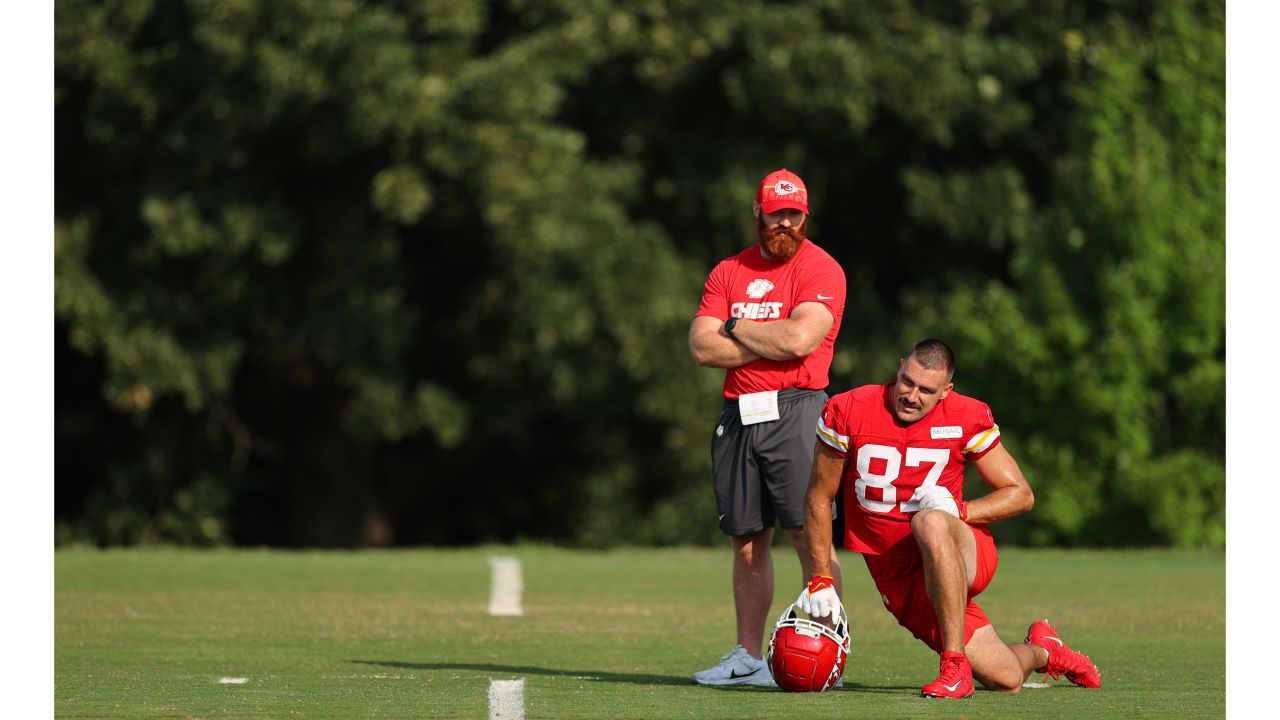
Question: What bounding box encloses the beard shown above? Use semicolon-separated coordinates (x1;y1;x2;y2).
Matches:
758;220;805;260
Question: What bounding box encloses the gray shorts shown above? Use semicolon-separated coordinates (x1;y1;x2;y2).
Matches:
711;388;828;536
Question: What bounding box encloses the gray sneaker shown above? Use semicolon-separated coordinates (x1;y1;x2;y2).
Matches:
691;645;776;687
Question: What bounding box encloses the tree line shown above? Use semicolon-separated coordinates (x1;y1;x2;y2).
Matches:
55;0;1224;548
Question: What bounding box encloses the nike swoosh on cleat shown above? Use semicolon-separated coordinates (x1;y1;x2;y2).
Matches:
1043;636;1064;646
729;668;760;679
943;680;962;692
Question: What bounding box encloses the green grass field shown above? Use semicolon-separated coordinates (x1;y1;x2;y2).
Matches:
55;546;1224;719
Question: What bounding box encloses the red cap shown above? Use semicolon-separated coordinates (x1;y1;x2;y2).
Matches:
755;169;809;216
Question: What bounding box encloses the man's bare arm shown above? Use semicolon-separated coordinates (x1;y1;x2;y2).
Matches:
965;444;1034;524
804;442;847;578
689;315;762;368
730;302;835;362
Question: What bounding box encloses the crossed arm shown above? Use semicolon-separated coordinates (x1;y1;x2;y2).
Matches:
688;302;835;368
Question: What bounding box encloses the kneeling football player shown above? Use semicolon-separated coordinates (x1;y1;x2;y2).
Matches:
795;339;1101;698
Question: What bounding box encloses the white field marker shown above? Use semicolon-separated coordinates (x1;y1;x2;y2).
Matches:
217;677;249;685
488;556;524;617
488;678;525;720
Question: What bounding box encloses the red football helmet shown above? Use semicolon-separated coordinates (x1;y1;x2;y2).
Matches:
766;605;851;692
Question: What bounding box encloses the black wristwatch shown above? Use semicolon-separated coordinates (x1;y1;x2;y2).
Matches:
724;317;738;338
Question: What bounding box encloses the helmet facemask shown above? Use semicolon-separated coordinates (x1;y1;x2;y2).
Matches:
766;605;851;692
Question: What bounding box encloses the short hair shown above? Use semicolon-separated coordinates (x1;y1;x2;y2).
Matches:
907;338;955;379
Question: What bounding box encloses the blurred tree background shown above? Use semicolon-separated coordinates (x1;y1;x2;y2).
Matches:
54;0;1224;549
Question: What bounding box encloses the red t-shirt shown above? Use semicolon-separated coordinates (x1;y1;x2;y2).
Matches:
695;239;846;398
816;384;1002;560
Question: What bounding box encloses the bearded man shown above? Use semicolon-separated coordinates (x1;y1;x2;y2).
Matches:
688;169;849;687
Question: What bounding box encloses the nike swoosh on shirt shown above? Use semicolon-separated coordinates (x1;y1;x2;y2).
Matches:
730;668;760;679
817;294;833;300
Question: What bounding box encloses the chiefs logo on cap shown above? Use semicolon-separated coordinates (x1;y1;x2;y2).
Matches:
756;169;809;215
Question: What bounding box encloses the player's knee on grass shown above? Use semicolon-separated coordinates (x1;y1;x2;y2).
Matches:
966;626;1024;693
974;666;1024;693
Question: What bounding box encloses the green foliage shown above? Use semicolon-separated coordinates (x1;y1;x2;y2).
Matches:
55;0;1223;548
905;0;1225;546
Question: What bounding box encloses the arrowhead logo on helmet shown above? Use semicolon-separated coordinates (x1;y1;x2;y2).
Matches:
766;605;851;692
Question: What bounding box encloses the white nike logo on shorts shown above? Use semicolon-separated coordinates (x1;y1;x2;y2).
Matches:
817;294;833;300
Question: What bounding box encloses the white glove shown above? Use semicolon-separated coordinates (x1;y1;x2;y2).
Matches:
914;485;966;519
796;575;843;620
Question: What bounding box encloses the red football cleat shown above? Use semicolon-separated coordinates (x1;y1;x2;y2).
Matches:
1026;619;1101;688
921;651;975;699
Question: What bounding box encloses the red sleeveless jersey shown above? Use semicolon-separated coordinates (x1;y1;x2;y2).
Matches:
816;384;1002;560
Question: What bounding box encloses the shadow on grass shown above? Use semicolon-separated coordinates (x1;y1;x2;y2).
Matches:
347;659;688;686
345;660;914;693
